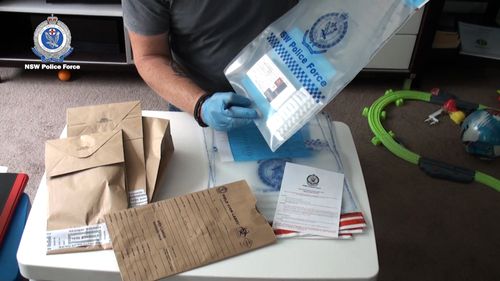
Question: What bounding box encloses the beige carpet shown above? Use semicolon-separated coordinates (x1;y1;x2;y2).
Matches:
1;58;500;281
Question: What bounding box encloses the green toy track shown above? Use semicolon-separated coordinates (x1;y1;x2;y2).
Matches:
363;89;500;191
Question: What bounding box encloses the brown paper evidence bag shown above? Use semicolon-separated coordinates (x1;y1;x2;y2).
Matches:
45;130;128;254
43;102;274;278
104;180;276;281
143;116;174;202
45;101;174;255
66;101;148;207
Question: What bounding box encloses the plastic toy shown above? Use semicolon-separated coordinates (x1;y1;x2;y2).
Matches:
441;99;465;124
449;111;466;124
461;109;500;159
362;89;500;191
424;96;466;125
57;70;71;81
424;108;443;125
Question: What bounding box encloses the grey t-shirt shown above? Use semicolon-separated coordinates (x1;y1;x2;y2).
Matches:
123;0;297;93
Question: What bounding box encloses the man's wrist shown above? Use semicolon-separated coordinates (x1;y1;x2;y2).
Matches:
193;93;212;127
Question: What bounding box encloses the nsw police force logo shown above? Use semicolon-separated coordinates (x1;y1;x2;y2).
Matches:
257;158;288;191
302;12;349;54
32;15;73;62
306;174;320;186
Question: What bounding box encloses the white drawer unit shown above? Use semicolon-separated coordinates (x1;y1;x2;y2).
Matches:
365;9;424;71
366;35;418;69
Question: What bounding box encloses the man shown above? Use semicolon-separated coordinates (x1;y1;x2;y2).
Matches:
123;0;297;130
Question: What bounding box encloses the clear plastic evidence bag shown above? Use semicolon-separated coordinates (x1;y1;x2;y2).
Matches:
225;0;428;151
203;113;367;238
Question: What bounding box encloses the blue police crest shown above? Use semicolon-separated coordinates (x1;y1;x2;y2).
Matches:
302;12;349;54
257;158;288;191
32;15;73;62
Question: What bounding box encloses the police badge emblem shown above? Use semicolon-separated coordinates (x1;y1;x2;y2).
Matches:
257;158;288;191
302;12;349;54
32;15;73;62
306;174;320;186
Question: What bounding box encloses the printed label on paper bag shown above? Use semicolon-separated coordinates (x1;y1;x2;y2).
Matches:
129;189;148;207
46;223;110;252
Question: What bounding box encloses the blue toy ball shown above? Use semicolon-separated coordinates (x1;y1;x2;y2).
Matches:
460;109;500;159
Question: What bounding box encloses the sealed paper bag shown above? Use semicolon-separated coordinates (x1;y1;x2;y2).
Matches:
142;117;174;202
67;101;148;207
104;180;276;281
45;130;128;254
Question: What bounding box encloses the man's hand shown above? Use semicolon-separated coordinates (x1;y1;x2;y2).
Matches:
201;92;259;131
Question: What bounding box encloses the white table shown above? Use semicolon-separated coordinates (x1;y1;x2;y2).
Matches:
17;111;379;281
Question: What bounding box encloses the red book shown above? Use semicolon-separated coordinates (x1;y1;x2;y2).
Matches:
0;173;29;246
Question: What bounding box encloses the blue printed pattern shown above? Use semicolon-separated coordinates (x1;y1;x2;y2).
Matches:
267;33;325;103
304;138;329;150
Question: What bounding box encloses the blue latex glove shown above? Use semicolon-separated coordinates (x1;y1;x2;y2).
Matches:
201;92;259;131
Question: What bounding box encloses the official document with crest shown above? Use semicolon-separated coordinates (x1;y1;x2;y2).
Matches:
272;162;344;238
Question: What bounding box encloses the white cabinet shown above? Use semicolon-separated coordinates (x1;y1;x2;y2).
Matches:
365;9;424;71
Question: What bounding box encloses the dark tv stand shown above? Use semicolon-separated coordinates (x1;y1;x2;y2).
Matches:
0;0;132;67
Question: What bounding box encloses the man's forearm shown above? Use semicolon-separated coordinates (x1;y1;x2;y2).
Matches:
135;54;205;114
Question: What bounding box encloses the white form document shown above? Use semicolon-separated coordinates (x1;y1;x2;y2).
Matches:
272;162;344;238
459;22;500;60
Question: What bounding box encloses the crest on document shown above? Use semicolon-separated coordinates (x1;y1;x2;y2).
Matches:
302;12;349;54
32;15;73;62
306;174;320;186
